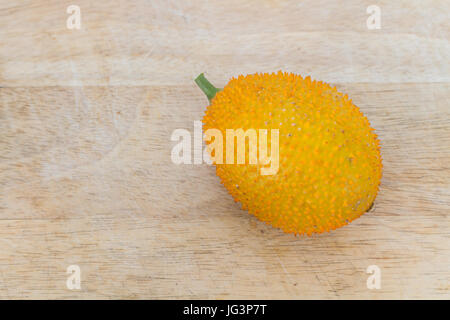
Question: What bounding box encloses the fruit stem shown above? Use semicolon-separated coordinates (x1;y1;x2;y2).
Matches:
195;73;221;102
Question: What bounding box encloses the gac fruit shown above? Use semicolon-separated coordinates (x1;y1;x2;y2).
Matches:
195;72;382;236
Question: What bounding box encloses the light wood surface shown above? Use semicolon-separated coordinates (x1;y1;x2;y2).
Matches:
0;0;449;299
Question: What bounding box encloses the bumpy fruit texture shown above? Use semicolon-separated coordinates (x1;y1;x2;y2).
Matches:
202;72;382;235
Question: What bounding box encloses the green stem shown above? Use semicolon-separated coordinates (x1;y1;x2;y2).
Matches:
195;73;221;102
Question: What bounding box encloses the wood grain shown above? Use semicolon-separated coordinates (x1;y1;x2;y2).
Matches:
0;0;449;299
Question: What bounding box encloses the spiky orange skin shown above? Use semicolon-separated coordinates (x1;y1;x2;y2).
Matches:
202;72;382;235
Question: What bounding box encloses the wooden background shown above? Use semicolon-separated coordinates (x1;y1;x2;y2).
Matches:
0;0;449;299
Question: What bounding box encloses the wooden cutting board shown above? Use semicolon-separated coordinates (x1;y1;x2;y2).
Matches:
0;0;448;299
